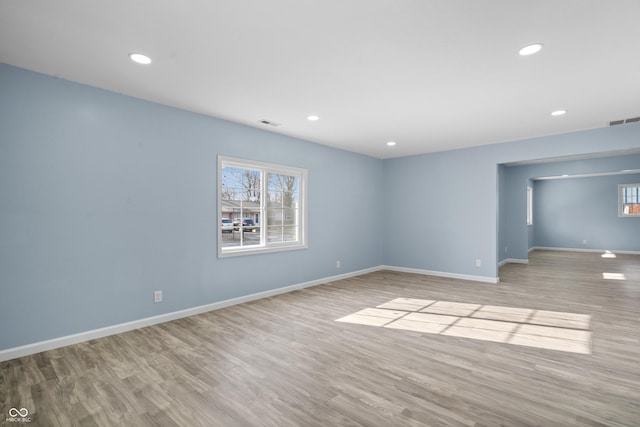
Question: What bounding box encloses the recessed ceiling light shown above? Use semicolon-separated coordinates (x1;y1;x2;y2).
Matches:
307;115;319;121
386;141;396;146
129;53;152;65
551;110;567;116
519;43;543;56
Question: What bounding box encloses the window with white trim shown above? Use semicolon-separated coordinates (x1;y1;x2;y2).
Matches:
619;183;640;217
218;156;307;257
527;186;533;226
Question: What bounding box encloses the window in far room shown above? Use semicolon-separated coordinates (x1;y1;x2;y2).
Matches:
619;183;640;217
527;186;533;225
218;156;307;257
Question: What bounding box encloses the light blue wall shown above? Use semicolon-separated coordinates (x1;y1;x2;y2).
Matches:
2;62;640;352
0;64;383;350
383;149;498;277
534;173;640;251
498;165;508;263
384;128;640;279
503;154;640;260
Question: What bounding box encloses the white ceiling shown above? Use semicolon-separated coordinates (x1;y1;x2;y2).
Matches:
1;0;639;159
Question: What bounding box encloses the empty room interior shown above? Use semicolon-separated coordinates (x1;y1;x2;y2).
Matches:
1;1;640;426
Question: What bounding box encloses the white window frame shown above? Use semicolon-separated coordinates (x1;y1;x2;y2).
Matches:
526;186;533;226
618;183;640;217
218;156;308;258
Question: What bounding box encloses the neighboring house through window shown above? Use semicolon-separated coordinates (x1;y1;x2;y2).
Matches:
218;156;307;257
619;183;640;217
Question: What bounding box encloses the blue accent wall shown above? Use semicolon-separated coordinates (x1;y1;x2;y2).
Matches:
534;173;640;251
503;154;640;260
383;149;498;277
498;164;508;263
0;64;383;350
384;132;640;278
2;62;640;352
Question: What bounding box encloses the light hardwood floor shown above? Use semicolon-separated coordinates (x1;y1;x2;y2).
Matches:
1;250;639;426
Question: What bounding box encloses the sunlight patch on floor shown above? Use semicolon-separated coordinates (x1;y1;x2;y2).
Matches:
602;272;626;280
336;298;592;354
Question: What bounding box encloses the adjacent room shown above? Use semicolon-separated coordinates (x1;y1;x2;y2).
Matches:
1;1;639;425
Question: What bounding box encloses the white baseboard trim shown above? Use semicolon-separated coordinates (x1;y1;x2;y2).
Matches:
0;263;508;361
531;246;640;255
498;258;529;267
380;265;499;284
0;266;381;362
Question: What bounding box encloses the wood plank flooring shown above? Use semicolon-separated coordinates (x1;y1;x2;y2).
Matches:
1;250;639;426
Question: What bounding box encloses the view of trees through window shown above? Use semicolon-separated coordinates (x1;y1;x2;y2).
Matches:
219;157;305;255
267;173;299;244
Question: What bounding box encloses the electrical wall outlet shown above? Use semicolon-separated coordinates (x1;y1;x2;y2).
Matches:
336;260;341;269
582;239;587;245
475;259;482;267
154;290;163;303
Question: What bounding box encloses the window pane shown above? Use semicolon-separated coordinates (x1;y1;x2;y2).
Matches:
267;192;298;208
222;167;261;202
221;165;262;248
267;193;281;208
267;225;299;243
268;173;298;192
267;209;298;226
282;225;298;242
267;209;283;226
282;208;298;225
268;174;298;208
267;226;283;243
221;229;261;248
282;191;298;208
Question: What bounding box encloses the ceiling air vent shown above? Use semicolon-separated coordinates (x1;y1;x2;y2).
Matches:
258;119;281;127
609;116;640;126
